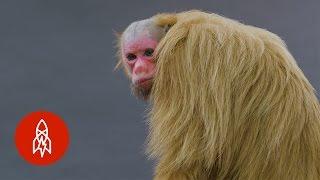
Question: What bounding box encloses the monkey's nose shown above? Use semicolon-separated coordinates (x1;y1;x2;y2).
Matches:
134;66;148;75
133;60;149;75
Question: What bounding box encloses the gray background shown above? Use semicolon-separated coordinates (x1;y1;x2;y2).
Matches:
0;0;319;179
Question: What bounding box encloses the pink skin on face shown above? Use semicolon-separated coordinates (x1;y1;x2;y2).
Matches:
122;37;158;87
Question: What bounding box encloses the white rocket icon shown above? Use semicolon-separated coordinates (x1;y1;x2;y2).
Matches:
32;119;52;158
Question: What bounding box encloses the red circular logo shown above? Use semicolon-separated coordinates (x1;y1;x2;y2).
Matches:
15;111;69;166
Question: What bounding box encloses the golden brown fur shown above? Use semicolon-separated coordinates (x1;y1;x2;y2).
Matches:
146;11;320;179
116;10;320;179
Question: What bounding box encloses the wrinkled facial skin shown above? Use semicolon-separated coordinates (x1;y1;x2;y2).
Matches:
121;18;168;100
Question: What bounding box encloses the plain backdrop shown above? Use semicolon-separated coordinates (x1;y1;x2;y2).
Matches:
0;0;319;179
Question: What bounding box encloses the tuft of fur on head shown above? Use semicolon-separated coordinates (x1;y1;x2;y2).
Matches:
114;31;130;75
148;10;320;179
114;31;123;71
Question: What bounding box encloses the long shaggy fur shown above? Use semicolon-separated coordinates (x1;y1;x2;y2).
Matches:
147;11;320;179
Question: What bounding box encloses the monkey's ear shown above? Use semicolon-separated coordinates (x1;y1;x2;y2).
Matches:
154;13;177;28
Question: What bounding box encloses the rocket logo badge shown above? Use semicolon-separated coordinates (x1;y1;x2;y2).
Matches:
15;111;69;166
32;119;52;158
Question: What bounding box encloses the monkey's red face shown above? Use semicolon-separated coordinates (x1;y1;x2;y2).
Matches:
123;36;157;87
121;19;169;100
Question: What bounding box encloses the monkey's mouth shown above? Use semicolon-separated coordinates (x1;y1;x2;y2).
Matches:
136;77;153;87
132;77;153;100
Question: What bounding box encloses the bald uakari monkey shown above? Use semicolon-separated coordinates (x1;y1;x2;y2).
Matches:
116;10;320;180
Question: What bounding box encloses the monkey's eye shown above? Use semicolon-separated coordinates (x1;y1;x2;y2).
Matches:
126;53;137;61
144;48;154;57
